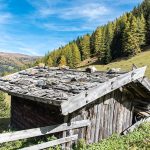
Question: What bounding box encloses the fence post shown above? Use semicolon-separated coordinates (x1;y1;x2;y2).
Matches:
62;115;69;150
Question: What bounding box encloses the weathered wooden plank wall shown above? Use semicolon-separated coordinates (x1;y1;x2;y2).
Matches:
11;96;64;130
69;89;133;144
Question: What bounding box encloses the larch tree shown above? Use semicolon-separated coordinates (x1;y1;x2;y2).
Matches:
123;15;140;56
43;0;150;67
130;15;141;54
47;56;53;67
137;14;146;47
94;28;103;56
65;44;73;68
97;27;106;61
122;21;132;56
59;55;67;66
71;43;81;68
80;34;91;60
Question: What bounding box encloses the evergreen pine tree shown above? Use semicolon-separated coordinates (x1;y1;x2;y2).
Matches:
146;14;150;45
101;23;113;64
76;36;82;52
90;32;95;55
43;0;150;67
111;14;127;59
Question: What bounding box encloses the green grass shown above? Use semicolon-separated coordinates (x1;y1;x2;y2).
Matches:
0;92;150;150
0;92;60;150
76;122;150;150
81;48;150;78
0;92;10;133
0;135;60;150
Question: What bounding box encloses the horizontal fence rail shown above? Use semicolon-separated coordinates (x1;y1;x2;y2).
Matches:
0;120;90;144
19;135;78;150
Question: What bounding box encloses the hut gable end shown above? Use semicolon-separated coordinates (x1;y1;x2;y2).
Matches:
61;66;147;115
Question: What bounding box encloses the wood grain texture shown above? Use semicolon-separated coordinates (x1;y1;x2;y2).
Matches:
0;120;90;144
19;135;78;150
61;66;146;115
69;88;134;143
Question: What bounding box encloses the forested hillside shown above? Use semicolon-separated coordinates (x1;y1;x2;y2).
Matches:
0;52;38;76
41;0;150;68
82;46;150;77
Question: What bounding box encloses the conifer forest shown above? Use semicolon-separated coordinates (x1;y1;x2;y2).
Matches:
42;0;150;68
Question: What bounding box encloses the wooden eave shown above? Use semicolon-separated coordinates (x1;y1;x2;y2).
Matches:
61;66;148;115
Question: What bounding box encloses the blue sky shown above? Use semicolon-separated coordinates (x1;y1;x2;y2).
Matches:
0;0;143;56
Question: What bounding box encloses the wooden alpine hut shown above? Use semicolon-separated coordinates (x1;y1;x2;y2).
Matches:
0;65;150;144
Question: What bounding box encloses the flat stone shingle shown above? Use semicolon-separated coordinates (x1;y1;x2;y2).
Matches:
0;67;121;105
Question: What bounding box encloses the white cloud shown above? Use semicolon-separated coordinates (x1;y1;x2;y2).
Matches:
0;0;13;24
18;47;40;56
42;23;95;32
0;29;68;56
59;4;110;20
0;13;13;24
28;1;110;20
27;1;111;33
114;0;143;5
0;0;143;56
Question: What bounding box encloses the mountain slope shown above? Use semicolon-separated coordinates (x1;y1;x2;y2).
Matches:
43;0;150;68
81;46;150;77
0;52;38;76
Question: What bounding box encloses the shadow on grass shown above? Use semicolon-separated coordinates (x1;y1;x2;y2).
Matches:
0;117;10;133
77;56;132;69
77;60;102;69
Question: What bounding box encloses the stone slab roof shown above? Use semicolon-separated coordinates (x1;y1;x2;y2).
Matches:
0;67;121;105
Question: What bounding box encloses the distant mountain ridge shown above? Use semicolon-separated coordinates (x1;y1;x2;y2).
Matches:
0;52;39;76
0;52;35;57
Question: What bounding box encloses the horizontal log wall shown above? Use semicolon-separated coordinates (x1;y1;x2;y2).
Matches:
69;89;133;144
11;96;64;130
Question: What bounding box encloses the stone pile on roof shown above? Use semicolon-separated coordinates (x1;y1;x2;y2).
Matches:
0;66;122;105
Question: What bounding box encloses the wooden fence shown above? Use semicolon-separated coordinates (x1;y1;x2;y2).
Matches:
0;120;90;150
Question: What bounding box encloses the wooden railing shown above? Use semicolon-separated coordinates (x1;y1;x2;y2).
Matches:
0;120;90;150
20;135;78;150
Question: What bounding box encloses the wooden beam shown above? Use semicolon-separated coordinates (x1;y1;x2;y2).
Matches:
0;89;63;106
132;64;150;91
123;117;150;135
19;135;78;150
61;66;147;115
129;83;149;98
0;120;90;143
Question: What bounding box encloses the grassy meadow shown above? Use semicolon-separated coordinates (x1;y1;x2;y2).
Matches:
79;48;150;78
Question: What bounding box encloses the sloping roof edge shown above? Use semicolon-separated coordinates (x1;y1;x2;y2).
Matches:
61;66;147;115
132;64;150;91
